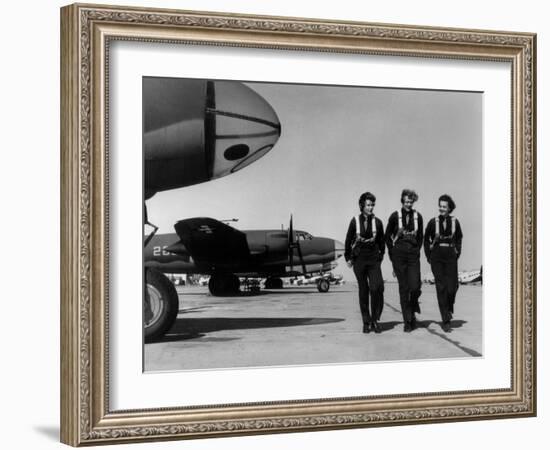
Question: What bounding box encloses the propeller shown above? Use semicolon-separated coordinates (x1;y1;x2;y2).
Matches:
143;202;158;248
288;214;307;275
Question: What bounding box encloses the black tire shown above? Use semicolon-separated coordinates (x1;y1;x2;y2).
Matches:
229;274;240;293
144;268;179;343
317;278;330;293
209;273;240;296
209;274;225;296
265;277;283;289
208;273;229;297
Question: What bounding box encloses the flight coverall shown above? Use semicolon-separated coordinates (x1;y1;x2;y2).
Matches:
424;215;463;323
385;209;424;326
345;214;385;326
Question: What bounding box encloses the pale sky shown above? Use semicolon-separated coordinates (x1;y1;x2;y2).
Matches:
147;80;482;281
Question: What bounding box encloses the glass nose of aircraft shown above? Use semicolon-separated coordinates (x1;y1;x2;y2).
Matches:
143;78;281;198
208;81;281;178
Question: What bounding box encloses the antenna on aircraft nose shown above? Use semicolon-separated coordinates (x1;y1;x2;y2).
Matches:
220;218;239;223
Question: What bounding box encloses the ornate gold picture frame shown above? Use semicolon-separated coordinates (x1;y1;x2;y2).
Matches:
60;3;536;446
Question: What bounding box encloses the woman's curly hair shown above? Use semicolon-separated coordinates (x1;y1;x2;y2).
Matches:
400;189;418;204
358;192;376;211
438;194;456;213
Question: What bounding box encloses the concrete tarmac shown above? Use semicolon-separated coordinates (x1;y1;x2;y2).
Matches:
144;282;482;372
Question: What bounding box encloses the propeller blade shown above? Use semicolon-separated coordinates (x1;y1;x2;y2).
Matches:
287;214;307;275
288;214;294;272
295;239;307;275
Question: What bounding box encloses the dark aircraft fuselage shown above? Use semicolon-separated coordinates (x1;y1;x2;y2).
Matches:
144;229;344;277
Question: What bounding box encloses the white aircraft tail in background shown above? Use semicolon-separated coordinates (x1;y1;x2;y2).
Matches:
423;266;483;285
458;268;483;284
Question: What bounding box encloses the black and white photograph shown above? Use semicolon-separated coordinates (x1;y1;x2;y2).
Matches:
142;77;482;372
52;1;538;447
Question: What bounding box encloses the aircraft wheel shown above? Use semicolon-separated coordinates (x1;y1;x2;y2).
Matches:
266;277;283;289
209;273;240;296
317;278;330;293
144;268;179;343
229;274;240;293
208;274;225;296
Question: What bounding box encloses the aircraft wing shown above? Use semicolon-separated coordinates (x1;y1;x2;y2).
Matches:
173;217;250;264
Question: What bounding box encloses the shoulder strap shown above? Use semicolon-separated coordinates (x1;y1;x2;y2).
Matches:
371;215;377;238
451;216;456;236
393;211;402;243
434;216;439;236
413;211;418;232
354;215;361;237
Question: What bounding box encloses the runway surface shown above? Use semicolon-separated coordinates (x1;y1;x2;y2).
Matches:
144;282;482;372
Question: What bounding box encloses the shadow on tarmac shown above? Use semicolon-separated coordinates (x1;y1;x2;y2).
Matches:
158;317;345;342
377;321;402;332
419;319;481;357
415;319;467;329
264;289;354;295
157;331;206;342
179;288;354;298
374;318;479;356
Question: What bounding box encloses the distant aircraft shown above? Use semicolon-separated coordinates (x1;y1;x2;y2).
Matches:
291;273;344;287
424;267;483;285
143;78;281;341
145;216;345;296
198;276;210;287
459;268;483;285
424;274;436;285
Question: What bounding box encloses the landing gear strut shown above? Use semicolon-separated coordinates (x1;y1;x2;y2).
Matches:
144;202;179;342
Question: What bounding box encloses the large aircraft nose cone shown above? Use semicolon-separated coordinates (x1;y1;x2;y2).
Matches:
209;81;281;178
143;78;281;199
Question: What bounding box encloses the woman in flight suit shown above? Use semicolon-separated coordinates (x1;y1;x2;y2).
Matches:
384;189;424;333
345;192;385;333
424;194;463;332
